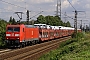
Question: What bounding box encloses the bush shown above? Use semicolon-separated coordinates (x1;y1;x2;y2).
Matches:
39;32;90;60
71;32;84;40
0;19;7;47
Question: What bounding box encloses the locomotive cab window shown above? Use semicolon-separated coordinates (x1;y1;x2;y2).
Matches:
7;27;13;32
14;27;20;32
7;27;20;32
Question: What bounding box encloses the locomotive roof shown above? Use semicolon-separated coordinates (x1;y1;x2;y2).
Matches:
34;24;46;26
25;25;37;28
7;25;21;27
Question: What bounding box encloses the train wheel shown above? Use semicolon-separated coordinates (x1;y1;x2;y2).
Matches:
35;40;37;44
23;42;26;47
32;40;35;45
18;43;23;48
21;43;25;48
29;41;32;46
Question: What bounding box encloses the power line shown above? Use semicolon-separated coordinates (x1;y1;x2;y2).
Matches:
30;11;43;19
0;12;12;13
61;12;74;20
0;7;15;12
67;0;76;11
0;0;26;10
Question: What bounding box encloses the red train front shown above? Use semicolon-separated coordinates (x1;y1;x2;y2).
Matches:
5;24;39;47
5;24;24;46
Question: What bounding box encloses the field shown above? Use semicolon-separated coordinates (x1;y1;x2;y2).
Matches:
39;32;90;60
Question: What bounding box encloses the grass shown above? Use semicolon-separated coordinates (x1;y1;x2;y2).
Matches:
39;32;90;60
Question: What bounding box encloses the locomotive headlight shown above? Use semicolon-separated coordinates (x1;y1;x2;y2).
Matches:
7;38;8;39
15;34;20;36
6;34;10;36
17;38;19;39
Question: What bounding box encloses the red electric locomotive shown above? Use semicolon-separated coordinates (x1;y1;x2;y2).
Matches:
5;24;39;47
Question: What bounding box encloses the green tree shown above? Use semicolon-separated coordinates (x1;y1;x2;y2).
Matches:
45;15;62;26
12;18;16;24
9;16;13;23
35;15;46;24
9;16;16;24
66;21;71;27
0;19;7;47
35;15;71;27
45;16;53;25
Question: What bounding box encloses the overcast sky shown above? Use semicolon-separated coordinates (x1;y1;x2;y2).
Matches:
0;0;90;27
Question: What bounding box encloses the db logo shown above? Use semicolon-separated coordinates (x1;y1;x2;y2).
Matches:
12;33;14;36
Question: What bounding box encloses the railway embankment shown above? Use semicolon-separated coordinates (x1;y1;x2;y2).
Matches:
0;36;70;60
39;32;90;60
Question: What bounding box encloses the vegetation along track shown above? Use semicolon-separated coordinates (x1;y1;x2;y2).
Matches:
0;36;71;60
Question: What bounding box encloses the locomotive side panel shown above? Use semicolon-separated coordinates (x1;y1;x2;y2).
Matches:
24;27;39;42
20;25;25;42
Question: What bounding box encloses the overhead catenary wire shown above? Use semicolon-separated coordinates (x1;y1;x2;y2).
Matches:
67;0;76;11
0;0;78;22
0;0;30;22
61;12;74;20
0;0;26;10
61;0;77;20
30;11;43;19
0;0;42;19
0;7;15;12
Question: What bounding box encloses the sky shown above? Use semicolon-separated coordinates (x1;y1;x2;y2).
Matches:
0;0;90;27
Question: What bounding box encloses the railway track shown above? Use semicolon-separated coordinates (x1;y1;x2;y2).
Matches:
0;49;14;55
0;36;71;60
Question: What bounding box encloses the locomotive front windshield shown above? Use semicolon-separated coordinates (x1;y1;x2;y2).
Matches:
7;27;20;32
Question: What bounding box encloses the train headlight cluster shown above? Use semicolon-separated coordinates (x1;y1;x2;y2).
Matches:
7;38;8;39
15;34;20;36
17;38;19;39
6;34;10;36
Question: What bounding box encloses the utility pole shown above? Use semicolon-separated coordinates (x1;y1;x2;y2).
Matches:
64;12;67;26
64;12;67;22
56;0;61;19
26;10;29;25
56;0;58;16
15;12;24;24
74;10;85;35
74;10;77;34
80;20;82;30
84;23;85;32
89;23;90;31
60;0;61;18
78;20;88;31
